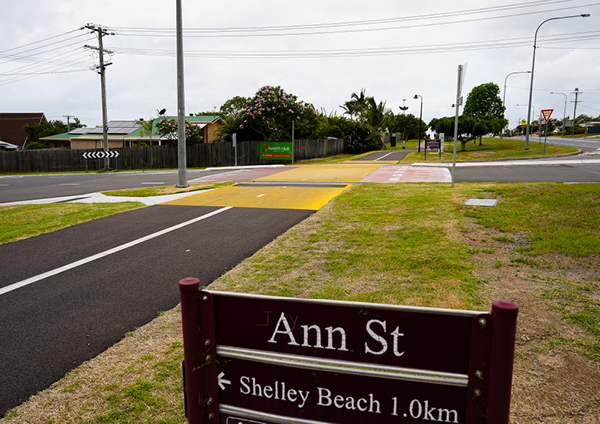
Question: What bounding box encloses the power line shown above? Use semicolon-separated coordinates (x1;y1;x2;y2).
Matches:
110;30;600;59
109;1;600;38
0;28;82;55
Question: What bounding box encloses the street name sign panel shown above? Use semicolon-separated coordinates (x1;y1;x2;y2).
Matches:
425;140;441;151
212;292;475;375
179;279;518;424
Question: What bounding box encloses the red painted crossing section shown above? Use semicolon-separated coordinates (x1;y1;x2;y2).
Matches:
191;164;451;184
360;164;451;183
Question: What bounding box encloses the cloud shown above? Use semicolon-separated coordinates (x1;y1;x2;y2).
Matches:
2;0;599;129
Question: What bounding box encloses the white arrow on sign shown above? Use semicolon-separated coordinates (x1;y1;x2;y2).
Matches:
218;371;231;390
82;151;120;159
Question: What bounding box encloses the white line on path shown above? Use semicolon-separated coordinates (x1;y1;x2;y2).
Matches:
374;152;394;161
0;206;232;297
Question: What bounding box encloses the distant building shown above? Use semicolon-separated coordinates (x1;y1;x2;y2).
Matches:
41;116;225;149
0;113;45;149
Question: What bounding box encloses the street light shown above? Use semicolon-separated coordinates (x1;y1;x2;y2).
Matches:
524;13;590;150
550;92;568;137
502;71;530;137
414;94;423;152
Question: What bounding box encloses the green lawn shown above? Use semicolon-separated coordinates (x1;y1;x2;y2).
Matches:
2;182;599;423
400;137;579;163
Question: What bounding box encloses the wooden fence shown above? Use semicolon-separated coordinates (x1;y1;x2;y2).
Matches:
0;139;347;173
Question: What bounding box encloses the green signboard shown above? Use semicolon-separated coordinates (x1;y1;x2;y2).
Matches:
260;141;293;161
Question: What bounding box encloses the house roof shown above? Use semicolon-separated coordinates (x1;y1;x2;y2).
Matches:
0;113;45;148
41;116;224;141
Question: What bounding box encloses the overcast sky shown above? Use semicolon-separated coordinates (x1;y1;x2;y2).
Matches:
2;0;599;131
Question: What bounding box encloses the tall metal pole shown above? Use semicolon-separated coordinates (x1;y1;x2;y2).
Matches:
414;95;423;152
502;71;530;138
550;92;567;137
525;14;590;150
176;0;188;187
452;65;463;189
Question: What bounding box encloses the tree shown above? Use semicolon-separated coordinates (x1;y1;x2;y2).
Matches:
220;96;249;117
156;118;203;144
136;118;156;146
23;118;70;149
215;115;243;142
365;96;390;149
463;82;507;145
388;113;427;141
237;86;318;141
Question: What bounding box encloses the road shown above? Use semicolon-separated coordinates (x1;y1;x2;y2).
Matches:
524;135;600;153
0;168;230;204
0;164;383;416
1;151;600;416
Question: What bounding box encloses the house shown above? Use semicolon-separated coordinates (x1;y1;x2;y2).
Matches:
40;116;225;149
0;113;45;149
582;121;600;134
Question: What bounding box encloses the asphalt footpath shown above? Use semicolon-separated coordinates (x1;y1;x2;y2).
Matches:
0;204;312;416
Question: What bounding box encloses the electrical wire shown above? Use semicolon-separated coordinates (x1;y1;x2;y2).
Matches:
0;28;82;54
109;1;600;38
109;30;600;59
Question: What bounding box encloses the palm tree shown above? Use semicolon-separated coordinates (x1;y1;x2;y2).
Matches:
365;97;391;149
351;88;369;122
340;101;358;120
136;118;156;146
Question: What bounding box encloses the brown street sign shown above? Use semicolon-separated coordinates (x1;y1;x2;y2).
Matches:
213;291;478;375
217;357;466;424
179;278;519;424
425;140;441;150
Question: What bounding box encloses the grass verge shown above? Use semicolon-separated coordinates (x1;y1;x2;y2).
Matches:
400;137;579;163
2;182;599;423
0;203;144;244
102;182;234;197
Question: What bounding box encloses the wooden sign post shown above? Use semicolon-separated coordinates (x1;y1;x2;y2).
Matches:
180;278;518;424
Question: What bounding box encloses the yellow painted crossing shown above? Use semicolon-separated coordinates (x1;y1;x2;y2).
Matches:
163;183;351;210
255;164;382;182
342;160;399;165
163;164;383;210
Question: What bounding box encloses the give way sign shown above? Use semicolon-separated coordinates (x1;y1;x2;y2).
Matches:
542;109;553;123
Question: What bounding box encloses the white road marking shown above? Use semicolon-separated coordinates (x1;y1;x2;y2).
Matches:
0;207;232;297
374;152;394;161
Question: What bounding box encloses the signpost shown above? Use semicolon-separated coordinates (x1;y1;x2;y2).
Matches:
541;109;553;154
179;278;518;424
424;139;442;160
260;142;293;162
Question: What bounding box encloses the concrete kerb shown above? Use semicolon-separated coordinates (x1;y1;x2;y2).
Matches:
0;190;213;207
410;151;600;168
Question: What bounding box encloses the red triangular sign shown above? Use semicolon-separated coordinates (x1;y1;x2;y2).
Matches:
542;109;553;123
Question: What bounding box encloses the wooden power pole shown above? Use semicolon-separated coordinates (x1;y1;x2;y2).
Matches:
85;24;113;168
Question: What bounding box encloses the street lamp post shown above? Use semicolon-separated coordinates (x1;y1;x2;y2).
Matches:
502;71;530;138
550;92;568;137
414;94;423;153
524;14;590;150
